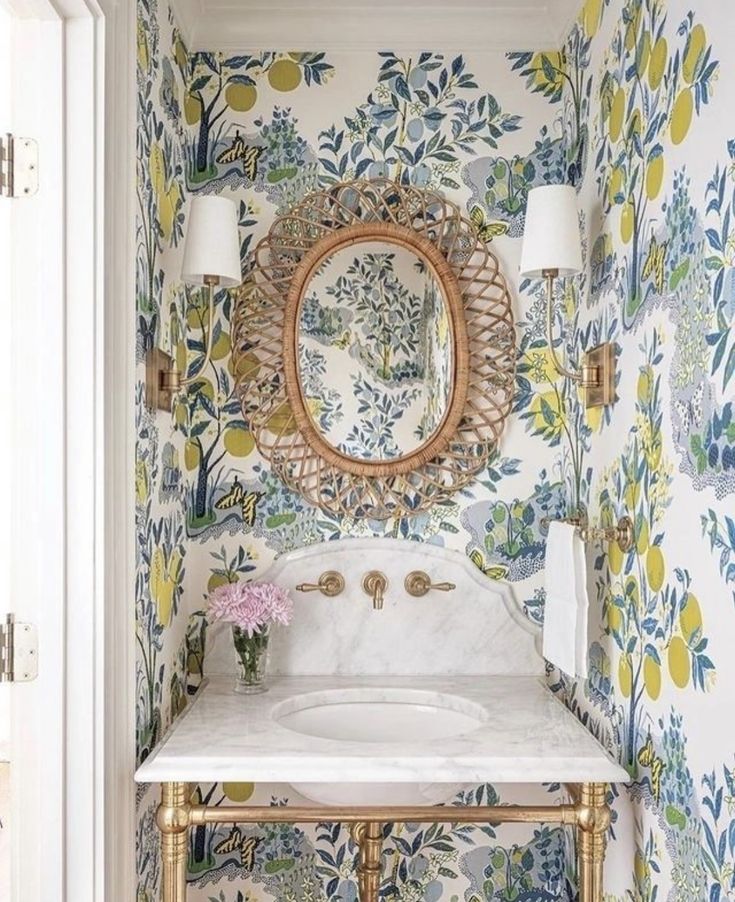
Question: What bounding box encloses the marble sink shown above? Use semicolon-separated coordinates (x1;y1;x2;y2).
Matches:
272;687;488;804
135;674;629;804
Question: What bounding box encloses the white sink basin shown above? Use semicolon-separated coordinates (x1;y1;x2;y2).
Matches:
272;687;486;806
273;687;487;742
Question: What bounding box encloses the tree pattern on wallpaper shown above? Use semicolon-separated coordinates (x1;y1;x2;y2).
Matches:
550;1;735;900
134;0;735;898
317;51;521;191
596;332;715;766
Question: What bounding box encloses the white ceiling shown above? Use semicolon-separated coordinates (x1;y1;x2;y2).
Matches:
172;0;583;52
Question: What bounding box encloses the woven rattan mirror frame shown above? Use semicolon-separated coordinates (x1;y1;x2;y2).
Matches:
231;179;515;519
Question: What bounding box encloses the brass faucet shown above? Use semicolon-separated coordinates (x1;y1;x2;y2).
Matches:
362;571;388;610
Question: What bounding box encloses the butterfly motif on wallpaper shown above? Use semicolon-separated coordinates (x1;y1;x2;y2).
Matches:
333;329;353;350
470;206;508;243
642;235;668;295
215;476;263;527
138;313;158;354
469;549;508;581
216;131;264;182
213;827;261;871
675;382;705;434
637;733;665;803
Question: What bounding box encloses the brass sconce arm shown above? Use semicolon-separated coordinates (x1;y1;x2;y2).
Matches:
544;268;585;384
542;268;615;408
148;193;240;412
160;276;218;392
146;276;219;411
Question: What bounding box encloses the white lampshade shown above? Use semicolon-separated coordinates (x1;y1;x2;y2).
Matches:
519;185;583;278
181;195;241;287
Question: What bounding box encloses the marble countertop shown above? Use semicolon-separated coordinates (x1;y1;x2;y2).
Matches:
135;675;629;785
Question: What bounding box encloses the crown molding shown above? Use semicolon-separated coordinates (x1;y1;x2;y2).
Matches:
171;0;582;52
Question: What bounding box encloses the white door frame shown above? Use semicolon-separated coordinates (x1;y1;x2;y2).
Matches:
96;0;137;897
5;0;136;899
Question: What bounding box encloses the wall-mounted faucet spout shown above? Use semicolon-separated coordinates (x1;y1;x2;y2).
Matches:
362;571;388;610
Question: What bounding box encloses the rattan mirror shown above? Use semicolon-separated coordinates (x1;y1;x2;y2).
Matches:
231;179;515;519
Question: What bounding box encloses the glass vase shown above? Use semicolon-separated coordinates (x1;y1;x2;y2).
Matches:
232;624;270;694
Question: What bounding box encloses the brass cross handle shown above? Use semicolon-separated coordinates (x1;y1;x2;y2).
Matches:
404;571;456;597
295;570;345;597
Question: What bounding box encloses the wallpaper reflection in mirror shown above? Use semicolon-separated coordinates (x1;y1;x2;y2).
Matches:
298;241;453;461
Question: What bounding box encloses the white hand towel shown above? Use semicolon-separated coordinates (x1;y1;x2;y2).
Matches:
543;521;589;678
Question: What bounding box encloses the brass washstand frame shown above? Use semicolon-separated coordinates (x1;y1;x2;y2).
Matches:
156;781;610;902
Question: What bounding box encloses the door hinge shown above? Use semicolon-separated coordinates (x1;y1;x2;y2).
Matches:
0;133;39;198
0;614;38;682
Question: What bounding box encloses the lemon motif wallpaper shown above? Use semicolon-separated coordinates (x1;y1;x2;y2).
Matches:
550;1;735;899
135;0;735;898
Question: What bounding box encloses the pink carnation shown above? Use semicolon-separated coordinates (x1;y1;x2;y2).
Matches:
207;580;293;637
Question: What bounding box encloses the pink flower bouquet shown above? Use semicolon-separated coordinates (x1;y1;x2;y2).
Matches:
207;581;293;693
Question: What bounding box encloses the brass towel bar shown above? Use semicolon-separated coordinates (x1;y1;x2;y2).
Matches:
542;515;635;554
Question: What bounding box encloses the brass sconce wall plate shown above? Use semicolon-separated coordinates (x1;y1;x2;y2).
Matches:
145;348;175;413
583;343;616;409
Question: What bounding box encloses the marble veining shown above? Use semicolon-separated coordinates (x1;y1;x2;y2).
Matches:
135;675;629;785
205;537;543;677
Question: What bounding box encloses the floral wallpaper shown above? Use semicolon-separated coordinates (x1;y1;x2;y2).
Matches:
549;0;735;899
135;0;735;898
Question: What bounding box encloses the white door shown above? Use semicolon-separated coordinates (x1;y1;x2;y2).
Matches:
0;5;11;897
1;1;136;899
1;4;66;900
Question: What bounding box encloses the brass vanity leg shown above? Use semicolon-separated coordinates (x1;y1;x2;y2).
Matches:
157;782;191;902
576;783;610;902
351;821;383;902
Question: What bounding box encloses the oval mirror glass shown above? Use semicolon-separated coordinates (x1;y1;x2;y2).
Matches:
297;238;454;462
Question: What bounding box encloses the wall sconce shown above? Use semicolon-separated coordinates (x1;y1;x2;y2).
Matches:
146;195;241;411
520;185;615;408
